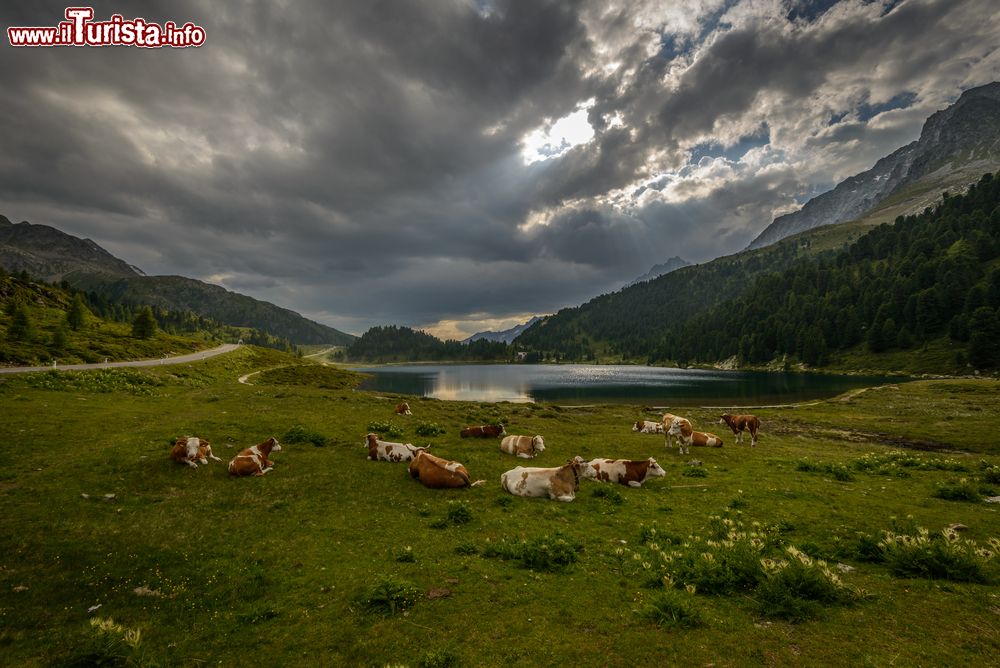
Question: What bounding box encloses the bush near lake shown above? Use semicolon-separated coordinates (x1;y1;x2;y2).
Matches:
367;419;405;437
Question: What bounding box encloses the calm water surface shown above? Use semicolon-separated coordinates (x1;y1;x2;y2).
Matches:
353;363;906;405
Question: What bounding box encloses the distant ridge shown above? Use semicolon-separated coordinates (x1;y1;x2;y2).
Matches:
627;256;691;287
0;215;354;345
463;316;542;344
747;82;1000;250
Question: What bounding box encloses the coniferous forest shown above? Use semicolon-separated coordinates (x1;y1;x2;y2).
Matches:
519;173;1000;371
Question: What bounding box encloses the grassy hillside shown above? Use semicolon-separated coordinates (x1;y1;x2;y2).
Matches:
0;273;214;366
69;274;355;346
0;348;998;666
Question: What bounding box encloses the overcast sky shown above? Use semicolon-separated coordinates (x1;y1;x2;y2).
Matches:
2;0;998;338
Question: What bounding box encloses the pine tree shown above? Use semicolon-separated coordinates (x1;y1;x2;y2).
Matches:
8;304;34;341
51;324;68;350
131;306;158;339
968;307;1000;368
66;294;87;331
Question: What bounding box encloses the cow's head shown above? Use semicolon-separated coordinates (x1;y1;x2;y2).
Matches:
265;437;282;452
719;414;731;425
498;424;507;436
570;455;593;480
532;435;545;452
646;458;666;477
632;421;642;432
365;433;380;447
667;419;684;436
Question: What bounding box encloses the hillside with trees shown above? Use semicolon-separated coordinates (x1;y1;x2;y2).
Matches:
0;270;297;366
519;173;1000;373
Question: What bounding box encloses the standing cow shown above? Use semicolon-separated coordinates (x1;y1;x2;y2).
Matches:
719;413;760;447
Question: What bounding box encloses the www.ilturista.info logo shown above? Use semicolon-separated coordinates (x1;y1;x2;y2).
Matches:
7;7;206;48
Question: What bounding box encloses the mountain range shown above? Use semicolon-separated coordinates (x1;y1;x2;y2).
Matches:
0;215;354;345
627;256;691;287
463;316;543;344
747;82;1000;250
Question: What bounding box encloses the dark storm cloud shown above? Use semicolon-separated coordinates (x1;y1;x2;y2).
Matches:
0;0;997;334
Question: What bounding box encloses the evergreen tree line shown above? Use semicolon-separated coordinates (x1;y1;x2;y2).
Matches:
345;325;509;362
515;227;810;359
650;173;1000;369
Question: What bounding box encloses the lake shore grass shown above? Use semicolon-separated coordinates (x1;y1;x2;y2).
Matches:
1;346;998;666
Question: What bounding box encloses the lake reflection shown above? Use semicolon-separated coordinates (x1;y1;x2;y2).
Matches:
353;364;904;405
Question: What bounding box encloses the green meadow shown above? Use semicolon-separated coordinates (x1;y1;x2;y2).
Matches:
1;347;998;666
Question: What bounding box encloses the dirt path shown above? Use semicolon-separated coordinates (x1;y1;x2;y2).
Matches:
0;344;240;375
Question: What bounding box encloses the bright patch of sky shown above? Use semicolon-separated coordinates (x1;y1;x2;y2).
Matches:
520;99;596;165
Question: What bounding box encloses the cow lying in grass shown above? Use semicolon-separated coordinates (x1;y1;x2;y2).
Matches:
667;419;723;455
395;402;412;415
500;434;545;458
228;437;282;476
500;457;592;502
460;424;506;438
719;413;760;447
366;433;427;462
408;450;484;489
633;420;664;434
585;457;666;487
170;436;222;469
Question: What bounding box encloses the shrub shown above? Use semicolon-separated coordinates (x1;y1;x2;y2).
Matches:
796;459;855;481
355;576;420;616
981;465;1000;485
591;486;624;504
71;617;155;667
415;421;447;437
682;466;708;478
878;527;998;583
419;648;459;668
282;424;327;447
446;502;473;526
637;589;704;629
482;535;583;572
367;420;404;438
755;547;862;622
453;543;478;556
932;479;988;502
396;546;416;563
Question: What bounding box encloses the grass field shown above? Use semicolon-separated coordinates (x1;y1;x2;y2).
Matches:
1;347;998;666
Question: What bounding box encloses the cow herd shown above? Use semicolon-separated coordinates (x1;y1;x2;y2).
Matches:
168;403;761;498
169;435;283;476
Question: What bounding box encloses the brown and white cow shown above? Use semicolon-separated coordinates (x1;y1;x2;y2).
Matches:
585;457;666;487
667;419;723;455
408;450;485;489
169;436;222;469
460;424;507;438
500;457;592;502
662;413;682;449
633;420;665;434
719;413;760;447
395;402;412;415
500;434;545;458
365;433;427;462
228;437;282;477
